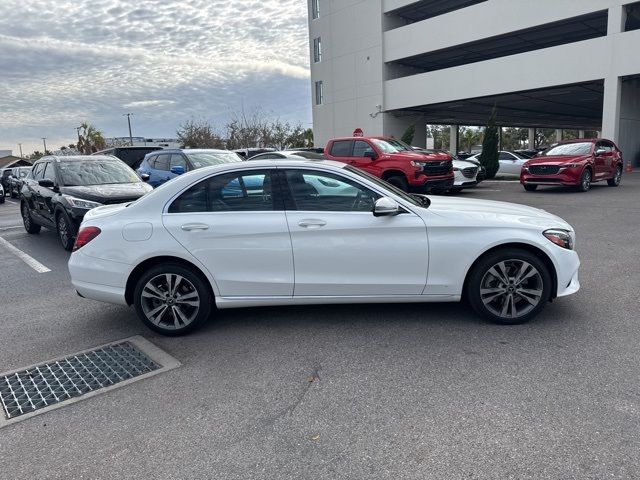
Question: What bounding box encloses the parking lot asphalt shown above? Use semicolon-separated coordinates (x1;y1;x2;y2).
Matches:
0;175;639;479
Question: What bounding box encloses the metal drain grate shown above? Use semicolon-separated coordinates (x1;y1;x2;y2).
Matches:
0;341;160;419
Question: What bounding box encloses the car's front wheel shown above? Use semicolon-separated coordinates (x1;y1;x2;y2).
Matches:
385;175;409;192
467;248;552;325
133;263;212;336
607;166;622;187
56;211;75;251
577;169;591;192
21;202;41;234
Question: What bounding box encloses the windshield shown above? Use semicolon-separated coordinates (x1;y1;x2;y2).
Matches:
344;165;425;208
186;152;243;168
371;139;412;154
17;168;31;177
59;160;140;186
543;142;593;156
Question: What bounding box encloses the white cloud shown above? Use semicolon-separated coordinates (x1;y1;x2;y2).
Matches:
0;0;311;153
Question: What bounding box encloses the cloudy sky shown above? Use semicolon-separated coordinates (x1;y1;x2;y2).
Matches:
0;0;311;155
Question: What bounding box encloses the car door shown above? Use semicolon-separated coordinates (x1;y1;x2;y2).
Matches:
281;167;429;296
593;142;610;179
327;140;354;165
498;152;520;175
347;140;378;175
162;168;294;297
35;162;57;227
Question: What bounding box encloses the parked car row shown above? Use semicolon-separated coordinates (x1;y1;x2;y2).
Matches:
1;166;33;198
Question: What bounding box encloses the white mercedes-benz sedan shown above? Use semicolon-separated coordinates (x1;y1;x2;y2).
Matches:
68;159;580;335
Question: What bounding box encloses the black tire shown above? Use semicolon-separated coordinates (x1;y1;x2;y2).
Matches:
385;175;409;192
607;166;622;187
0;195;4;204
577;169;591;192
56;210;76;251
133;263;213;336
523;184;537;192
466;248;552;325
10;186;17;198
21;202;41;234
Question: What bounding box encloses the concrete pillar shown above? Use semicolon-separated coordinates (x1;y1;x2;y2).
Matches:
578;130;585;138
449;125;459;155
555;129;563;142
608;4;624;35
528;128;535;149
602;76;622;142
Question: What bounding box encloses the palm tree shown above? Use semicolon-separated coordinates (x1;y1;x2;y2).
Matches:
77;122;106;154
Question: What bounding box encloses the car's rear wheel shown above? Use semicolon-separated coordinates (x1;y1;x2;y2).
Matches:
467;248;552;325
607;166;622;187
523;184;537;191
385;175;409;192
56;211;75;251
21;202;41;234
577;169;591;192
133;263;212;336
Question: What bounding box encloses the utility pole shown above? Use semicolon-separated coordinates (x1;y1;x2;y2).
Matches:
18;143;23;158
42;138;48;154
75;126;82;147
123;113;134;146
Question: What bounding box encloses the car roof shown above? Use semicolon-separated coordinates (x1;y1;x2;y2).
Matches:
151;149;233;154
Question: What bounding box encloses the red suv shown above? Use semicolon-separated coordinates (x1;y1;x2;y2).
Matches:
324;137;454;192
521;138;623;192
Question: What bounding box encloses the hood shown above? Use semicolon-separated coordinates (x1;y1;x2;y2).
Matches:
385;151;451;163
425;196;572;230
526;154;590;166
452;159;477;168
60;182;152;203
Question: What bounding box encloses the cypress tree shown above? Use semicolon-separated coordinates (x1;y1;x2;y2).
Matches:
480;107;500;179
401;124;416;145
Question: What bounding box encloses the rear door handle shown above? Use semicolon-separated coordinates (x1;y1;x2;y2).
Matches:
181;223;209;231
298;219;327;228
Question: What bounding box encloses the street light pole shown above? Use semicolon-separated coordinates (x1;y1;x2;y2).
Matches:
42;138;47;154
18;143;23;158
123;113;134;146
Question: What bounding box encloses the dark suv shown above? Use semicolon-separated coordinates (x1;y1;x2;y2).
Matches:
21;156;152;250
8;166;32;198
92;146;163;170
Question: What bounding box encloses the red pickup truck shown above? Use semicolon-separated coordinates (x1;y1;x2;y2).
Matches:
324;136;454;192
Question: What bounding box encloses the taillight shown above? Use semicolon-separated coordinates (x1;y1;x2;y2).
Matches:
73;226;101;251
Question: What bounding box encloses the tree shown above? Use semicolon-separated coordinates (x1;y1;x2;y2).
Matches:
77;122;106;154
459;126;482;153
479;107;500;179
302;128;314;148
176;118;225;149
401;124;416;145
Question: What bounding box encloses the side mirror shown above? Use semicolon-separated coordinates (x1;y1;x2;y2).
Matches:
373;197;400;217
140;173;150;181
38;179;55;188
595;148;606;157
363;151;377;160
170;165;186;175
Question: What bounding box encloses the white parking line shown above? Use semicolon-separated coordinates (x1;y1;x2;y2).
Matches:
0;237;51;273
0;226;23;231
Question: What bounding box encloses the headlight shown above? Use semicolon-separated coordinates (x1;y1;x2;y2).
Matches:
543;229;574;250
66;196;103;210
410;161;427;168
452;167;460;171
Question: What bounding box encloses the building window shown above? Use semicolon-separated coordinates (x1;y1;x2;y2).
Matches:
315;80;323;105
311;0;320;19
626;2;640;31
313;37;322;63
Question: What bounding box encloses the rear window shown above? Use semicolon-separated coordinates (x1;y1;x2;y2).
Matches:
329;141;352;156
58;160;140;186
185;152;243;168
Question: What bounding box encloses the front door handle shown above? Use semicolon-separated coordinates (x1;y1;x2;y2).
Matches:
181;223;209;231
298;219;327;228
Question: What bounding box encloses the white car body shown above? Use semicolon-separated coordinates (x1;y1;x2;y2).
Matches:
69;160;580;328
0;183;4;202
452;158;479;189
467;151;528;176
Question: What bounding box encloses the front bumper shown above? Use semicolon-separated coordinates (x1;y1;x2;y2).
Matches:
552;248;581;299
521;168;582;186
410;176;455;192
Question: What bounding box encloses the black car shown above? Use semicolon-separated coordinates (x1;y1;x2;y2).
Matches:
21;155;153;250
8;166;32;198
92;146;163;170
1;168;12;192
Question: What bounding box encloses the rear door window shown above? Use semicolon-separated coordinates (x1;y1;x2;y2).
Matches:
153;154;170;171
330;141;353;157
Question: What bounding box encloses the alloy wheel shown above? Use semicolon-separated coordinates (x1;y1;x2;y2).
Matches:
614;167;621;185
22;204;30;229
140;274;200;330
480;259;544;319
582;170;591;191
58;216;69;244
